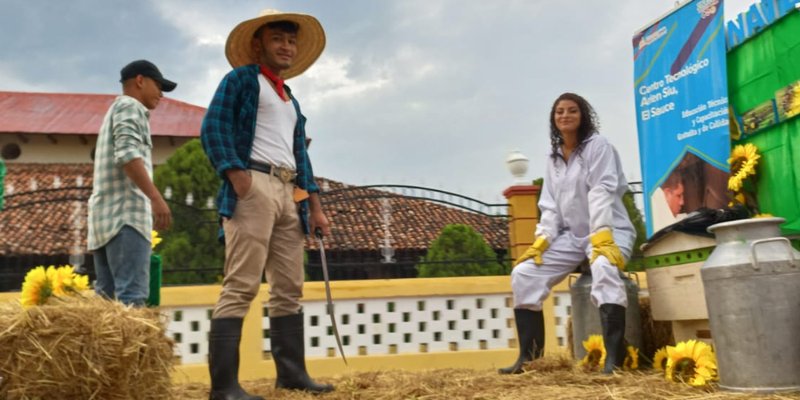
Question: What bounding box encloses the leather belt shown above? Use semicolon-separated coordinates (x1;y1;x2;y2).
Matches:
249;160;297;184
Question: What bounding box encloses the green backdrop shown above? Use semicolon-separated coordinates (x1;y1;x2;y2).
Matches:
727;11;800;234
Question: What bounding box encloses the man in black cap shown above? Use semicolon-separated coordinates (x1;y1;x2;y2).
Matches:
87;59;176;306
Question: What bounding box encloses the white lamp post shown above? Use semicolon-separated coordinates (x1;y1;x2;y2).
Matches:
506;150;530;185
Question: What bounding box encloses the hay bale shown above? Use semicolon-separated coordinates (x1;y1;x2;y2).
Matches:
566;316;574;359
0;295;174;399
638;296;674;365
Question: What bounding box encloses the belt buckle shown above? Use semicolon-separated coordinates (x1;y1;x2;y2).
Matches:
275;166;297;183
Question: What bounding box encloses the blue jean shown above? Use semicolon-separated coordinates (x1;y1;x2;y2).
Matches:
93;225;151;306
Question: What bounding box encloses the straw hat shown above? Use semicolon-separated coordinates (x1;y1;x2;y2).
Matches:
225;9;325;79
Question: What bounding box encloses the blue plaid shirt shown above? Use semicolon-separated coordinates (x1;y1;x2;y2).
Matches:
201;64;319;238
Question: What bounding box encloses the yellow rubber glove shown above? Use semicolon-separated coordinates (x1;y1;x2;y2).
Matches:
590;229;626;270
515;236;549;266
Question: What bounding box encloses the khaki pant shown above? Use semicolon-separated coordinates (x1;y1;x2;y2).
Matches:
213;170;305;319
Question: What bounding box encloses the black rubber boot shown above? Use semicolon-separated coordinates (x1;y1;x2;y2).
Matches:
599;304;626;374
498;309;544;374
208;318;264;400
270;313;334;394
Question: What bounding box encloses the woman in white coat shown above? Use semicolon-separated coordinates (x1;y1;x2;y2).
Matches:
499;93;636;374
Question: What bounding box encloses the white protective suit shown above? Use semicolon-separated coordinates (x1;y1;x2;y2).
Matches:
512;133;636;310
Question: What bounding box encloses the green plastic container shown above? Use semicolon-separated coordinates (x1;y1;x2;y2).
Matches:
147;254;162;307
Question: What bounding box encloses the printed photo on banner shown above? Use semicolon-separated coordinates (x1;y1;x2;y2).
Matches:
650;152;728;230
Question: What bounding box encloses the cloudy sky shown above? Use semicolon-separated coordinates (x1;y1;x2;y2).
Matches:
1;0;754;203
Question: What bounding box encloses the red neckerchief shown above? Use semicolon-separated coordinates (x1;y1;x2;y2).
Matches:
259;65;286;100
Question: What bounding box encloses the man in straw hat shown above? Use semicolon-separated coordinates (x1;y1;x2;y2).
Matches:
201;9;332;399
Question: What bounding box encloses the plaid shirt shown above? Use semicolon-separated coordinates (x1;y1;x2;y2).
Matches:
201;64;318;236
87;95;153;250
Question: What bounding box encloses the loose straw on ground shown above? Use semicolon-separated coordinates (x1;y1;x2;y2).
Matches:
175;355;800;400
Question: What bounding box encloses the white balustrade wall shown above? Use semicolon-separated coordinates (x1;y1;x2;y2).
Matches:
165;292;575;365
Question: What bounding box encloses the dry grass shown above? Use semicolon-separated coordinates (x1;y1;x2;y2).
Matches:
175;355;800;399
0;295;174;400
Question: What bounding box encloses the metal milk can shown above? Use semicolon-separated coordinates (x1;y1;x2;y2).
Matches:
703;217;800;392
569;271;643;360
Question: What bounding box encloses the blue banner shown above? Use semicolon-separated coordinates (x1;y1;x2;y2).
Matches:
633;0;731;237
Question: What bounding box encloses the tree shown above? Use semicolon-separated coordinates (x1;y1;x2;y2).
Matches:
623;191;647;270
417;224;506;277
153;139;224;284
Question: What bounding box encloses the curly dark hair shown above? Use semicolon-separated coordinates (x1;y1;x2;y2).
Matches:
548;92;600;159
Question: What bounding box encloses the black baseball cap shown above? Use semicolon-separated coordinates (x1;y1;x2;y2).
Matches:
119;59;177;92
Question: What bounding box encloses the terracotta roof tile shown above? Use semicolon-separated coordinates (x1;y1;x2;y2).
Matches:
0;91;205;137
0;164;508;256
1;163;93;256
306;179;508;251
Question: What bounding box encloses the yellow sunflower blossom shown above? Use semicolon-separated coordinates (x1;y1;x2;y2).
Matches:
71;273;89;291
21;265;89;307
48;265;80;295
653;346;669;372
50;265;74;296
151;230;163;250
21;266;53;307
579;334;606;371
57;265;89;294
665;340;718;387
727;192;746;208
727;143;760;192
624;345;639;370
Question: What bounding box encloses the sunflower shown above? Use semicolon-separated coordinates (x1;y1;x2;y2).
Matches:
70;273;89;292
653;346;669;372
51;265;89;295
727;143;760;192
21;266;53;307
727;192;746;208
49;265;73;296
665;340;718;387
623;345;639;370
151;230;163;250
579;335;606;371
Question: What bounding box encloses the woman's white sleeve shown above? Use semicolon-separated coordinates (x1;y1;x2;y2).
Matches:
586;140;620;233
535;164;560;240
